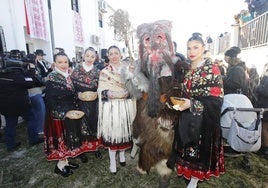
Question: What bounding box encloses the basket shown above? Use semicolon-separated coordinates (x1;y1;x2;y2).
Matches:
79;91;98;101
66;110;85;119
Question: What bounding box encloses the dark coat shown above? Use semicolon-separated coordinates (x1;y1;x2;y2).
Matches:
223;63;248;95
0;69;36;116
36;60;52;78
45;71;78;119
255;74;268;120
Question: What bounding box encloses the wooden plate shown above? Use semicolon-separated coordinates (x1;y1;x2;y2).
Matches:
170;97;185;106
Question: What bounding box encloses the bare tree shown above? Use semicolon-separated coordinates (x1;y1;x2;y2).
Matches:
108;9;134;61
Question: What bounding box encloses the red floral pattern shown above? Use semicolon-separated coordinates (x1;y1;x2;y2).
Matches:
210;87;222;97
212;64;221;75
177;59;225;181
184;60;224;99
177;145;225;181
45;117;103;161
71;64;100;91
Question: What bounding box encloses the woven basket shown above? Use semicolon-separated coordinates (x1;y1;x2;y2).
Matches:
79;91;98;101
66;110;85;119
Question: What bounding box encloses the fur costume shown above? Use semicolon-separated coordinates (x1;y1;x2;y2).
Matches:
122;20;188;187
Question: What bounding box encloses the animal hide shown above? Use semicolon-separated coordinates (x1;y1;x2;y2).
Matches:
135;107;178;172
136;20;176;118
120;60;149;100
124;20;187;185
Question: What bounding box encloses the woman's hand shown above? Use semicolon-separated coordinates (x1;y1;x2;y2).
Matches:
176;98;191;111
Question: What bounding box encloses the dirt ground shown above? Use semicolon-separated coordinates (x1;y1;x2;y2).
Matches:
0;123;267;188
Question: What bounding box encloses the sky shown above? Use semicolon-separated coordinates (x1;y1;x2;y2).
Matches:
107;0;247;53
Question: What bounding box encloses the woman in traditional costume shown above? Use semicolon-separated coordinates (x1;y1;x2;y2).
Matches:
172;33;225;188
97;45;136;174
71;47;103;162
44;52;88;177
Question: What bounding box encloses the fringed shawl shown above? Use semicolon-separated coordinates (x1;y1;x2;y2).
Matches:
97;64;136;144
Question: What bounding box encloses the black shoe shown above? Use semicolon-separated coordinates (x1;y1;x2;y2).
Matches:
38;133;44;139
240;159;252;171
7;142;21;152
79;154;88;163
263;147;268;160
256;147;268;158
0;132;4;143
54;165;73;177
95;151;102;159
67;162;79;169
29;138;44;146
119;162;126;167
184;178;190;186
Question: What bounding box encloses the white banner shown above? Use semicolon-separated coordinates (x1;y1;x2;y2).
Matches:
25;0;49;41
73;11;84;46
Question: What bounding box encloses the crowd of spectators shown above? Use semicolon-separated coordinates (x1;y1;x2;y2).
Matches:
234;0;268;26
246;0;268;18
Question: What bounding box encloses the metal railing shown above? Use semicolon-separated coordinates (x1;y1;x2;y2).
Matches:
240;11;268;49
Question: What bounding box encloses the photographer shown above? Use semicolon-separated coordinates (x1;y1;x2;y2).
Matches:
0;50;44;152
27;52;46;140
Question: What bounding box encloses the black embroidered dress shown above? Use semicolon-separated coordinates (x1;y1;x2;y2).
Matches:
44;71;89;161
71;64;103;151
175;59;225;180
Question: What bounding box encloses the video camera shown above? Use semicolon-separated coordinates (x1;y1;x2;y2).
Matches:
0;50;46;87
0;50;35;73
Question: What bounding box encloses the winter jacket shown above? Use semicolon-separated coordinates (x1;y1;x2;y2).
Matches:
223;63;248;96
255;74;268;120
0;68;37;116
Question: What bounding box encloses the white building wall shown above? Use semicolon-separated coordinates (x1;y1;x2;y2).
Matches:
80;0;99;50
81;0;130;59
0;0;26;51
50;0;76;59
0;0;133;61
0;0;52;60
50;0;117;60
102;5;118;48
240;46;268;74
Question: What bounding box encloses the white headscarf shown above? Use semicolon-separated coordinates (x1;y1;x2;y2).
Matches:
82;62;93;72
54;66;69;78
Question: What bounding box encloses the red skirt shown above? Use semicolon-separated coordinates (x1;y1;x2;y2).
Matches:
176;145;225;181
44;115;103;161
102;140;132;151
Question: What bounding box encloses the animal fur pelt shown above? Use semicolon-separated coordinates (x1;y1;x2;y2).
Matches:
137;20;175;118
121;20;187;187
134;104;178;169
120;60;149;100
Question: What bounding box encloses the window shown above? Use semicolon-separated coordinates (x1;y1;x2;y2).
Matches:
99;12;103;28
71;0;79;13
